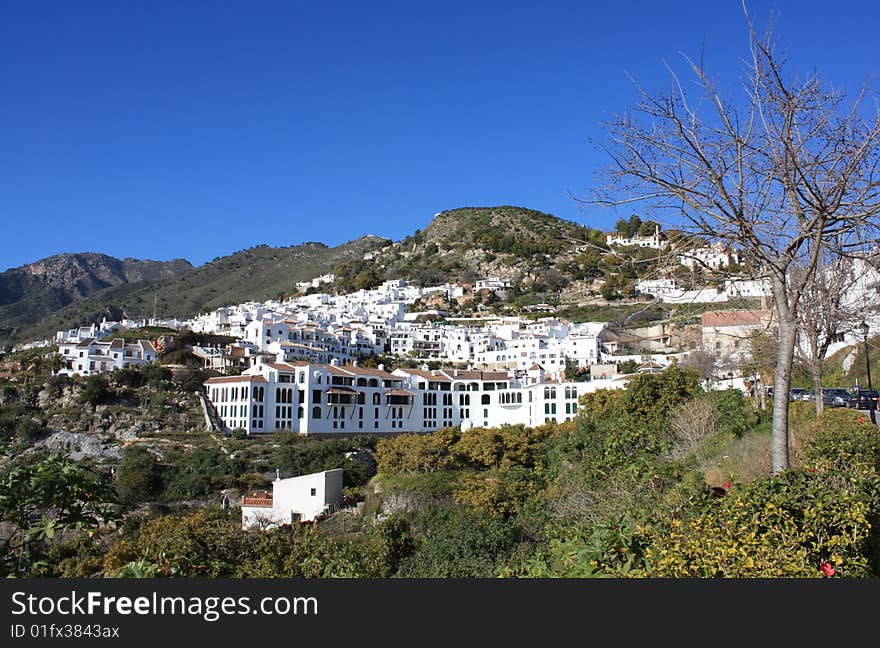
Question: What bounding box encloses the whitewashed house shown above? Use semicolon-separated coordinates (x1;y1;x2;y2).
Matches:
58;338;158;376
678;242;740;270
605;225;668;249
241;469;344;529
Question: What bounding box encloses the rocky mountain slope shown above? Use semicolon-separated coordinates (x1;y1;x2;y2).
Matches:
3;236;390;346
0;253;192;342
333;206;611;294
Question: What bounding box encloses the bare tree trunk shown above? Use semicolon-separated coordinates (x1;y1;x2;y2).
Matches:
771;276;796;474
812;363;824;416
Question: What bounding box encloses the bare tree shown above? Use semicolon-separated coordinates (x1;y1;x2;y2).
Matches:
588;4;880;473
667;397;718;462
795;254;880;414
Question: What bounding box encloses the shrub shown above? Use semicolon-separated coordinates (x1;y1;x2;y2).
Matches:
79;375;109;406
397;507;524;577
375;428;461;474
640;466;880;577
454;423;555;471
639;412;880;578
115;446;163;504
453;466;543;518
14;417;43;444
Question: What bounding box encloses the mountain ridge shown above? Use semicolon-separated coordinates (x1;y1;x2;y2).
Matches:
1;206;650;347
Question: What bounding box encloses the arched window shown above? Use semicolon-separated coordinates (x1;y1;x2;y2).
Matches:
373;393;381;405
481;394;490;405
297;407;303;419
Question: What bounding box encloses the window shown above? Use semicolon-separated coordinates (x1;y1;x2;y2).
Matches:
312;406;321;418
310;488;316;496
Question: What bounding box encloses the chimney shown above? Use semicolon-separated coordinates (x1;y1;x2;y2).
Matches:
330;357;339;366
275;469;281;481
378;363;385;371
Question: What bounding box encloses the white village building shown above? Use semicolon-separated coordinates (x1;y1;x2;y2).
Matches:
241;468;344;529
605;225;668;250
204;359;629;436
58;338;158;376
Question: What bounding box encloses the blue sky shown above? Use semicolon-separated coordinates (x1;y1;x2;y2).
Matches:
2;0;879;270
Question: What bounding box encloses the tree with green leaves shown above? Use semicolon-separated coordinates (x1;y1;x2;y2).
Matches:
0;455;117;575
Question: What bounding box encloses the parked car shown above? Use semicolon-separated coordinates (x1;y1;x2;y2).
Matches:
799;389;815;402
822;388;851;408
846;389;879;410
788;388;808;402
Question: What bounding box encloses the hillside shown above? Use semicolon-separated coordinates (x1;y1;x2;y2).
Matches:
4;236;390;346
333;206;613;294
5;359;878;579
0;253;192;343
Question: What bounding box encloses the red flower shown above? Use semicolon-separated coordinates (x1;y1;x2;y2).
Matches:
820;561;836;577
857;417;866;423
723;482;731;489
807;468;816;473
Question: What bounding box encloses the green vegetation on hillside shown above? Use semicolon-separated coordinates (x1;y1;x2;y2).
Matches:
4;364;877;578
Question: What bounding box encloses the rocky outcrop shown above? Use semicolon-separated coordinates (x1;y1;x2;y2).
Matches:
33;430;122;461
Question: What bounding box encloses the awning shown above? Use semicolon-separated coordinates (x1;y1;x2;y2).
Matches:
326;387;358;395
384;389;415;397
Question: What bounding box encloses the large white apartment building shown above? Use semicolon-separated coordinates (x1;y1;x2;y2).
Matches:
204;359;628;436
58;338;158;376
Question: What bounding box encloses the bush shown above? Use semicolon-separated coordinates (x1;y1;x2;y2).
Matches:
453;466;543;518
375;428;461;474
142;364;172;387
638;411;880;578
115;446;163;504
171;367;210;392
80;375;109;406
14;417;43;444
398;507;524;577
113;367;146;388
454;423;556;470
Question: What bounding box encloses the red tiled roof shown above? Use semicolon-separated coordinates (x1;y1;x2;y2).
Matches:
702;310;770;328
441;369;511;381
204;375;268;384
400;369;452;382
328;365;399;380
241;497;273;507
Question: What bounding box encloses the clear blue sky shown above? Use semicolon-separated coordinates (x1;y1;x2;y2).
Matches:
2;0;878;270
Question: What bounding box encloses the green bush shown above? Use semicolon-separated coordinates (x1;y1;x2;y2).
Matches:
115;446;163;504
14;417;43;444
79;375;109;406
638;411;880;578
397;507;524;577
375;428;461;474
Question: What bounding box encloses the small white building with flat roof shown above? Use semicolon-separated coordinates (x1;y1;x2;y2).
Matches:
241;468;344;530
